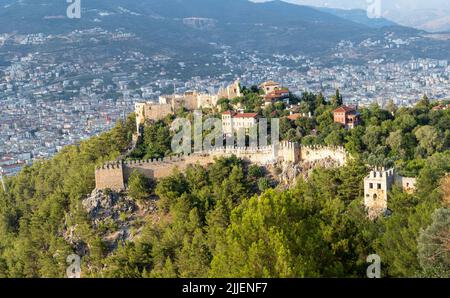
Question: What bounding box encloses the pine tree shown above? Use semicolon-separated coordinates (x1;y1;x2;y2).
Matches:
385;99;398;115
332;89;343;106
417;208;450;277
128;170;151;203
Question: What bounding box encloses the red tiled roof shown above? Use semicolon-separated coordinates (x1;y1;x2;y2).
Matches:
287;113;302;121
0;156;15;162
264;89;289;101
0;162;25;170
264;95;278;101
432;104;449;111
233;113;258;118
272;89;289;94
334;105;356;113
222;111;258;118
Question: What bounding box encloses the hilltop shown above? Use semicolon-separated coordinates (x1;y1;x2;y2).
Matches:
1;88;448;278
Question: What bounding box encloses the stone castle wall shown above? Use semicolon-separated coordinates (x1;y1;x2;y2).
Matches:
123;154;215;181
139;80;241;125
395;175;417;194
180;92;199;110
364;169;395;216
95;163;125;191
94;142;348;191
135;102;173;132
217;80;242;99
300;145;348;166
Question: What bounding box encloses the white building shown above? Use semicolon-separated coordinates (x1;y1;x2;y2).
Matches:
222;111;258;136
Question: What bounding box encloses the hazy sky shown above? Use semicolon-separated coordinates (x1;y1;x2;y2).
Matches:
252;0;450;10
252;0;450;31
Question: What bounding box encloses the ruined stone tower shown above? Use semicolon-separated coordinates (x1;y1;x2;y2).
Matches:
364;168;417;219
364;168;395;218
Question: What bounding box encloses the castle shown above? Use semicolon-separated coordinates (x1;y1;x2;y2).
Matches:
217;80;242;100
95;142;350;191
135;80;242;133
102;80;357;197
364;168;417;219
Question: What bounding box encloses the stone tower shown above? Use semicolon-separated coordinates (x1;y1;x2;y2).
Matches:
135;102;146;134
217;80;242;99
364;168;395;219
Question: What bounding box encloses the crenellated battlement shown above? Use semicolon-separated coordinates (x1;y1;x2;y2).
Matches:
122;155;185;166
367;167;395;179
94;142;350;191
96;162;123;171
95;161;125;191
299;144;348;165
300;145;347;152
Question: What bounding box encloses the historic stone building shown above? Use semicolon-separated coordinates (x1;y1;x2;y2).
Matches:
158;92;198;111
217;80;242;99
135;81;243;133
364;168;417;219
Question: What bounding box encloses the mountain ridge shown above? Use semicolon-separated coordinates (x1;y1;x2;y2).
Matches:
1;0;446;60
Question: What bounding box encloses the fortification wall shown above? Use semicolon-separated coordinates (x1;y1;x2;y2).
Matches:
144;104;172;121
135;102;173;133
300;145;348;165
197;94;219;109
208;145;275;165
95;163;125;191
182;93;199;110
205;142;298;164
279;141;300;163
394;175;417;194
217;80;242;99
94;142;348;190
123;154;215;182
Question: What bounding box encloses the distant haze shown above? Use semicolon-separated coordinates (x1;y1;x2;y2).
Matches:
253;0;450;32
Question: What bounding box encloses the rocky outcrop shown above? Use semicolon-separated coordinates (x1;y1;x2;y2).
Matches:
82;189;136;227
274;157;342;187
64;189;157;255
63;224;88;257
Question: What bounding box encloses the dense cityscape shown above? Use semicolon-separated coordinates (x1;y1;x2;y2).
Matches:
1;30;449;175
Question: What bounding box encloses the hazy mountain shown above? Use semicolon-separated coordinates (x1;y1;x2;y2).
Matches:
262;0;450;32
316;7;397;28
1;0;449;63
0;0;420;55
383;8;450;33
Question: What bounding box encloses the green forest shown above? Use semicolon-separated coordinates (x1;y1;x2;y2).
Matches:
0;91;448;278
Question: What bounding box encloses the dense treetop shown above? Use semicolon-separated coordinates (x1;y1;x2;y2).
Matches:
0;91;448;277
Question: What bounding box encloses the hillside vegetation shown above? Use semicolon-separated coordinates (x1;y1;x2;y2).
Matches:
0;95;449;277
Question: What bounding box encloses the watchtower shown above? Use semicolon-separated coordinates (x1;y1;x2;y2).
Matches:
364;168;395;218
